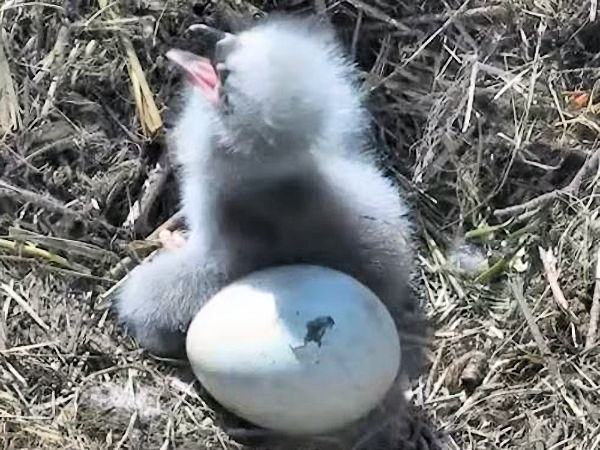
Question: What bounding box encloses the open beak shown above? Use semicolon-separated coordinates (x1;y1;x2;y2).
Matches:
186;24;237;63
166;49;221;105
187;23;232;42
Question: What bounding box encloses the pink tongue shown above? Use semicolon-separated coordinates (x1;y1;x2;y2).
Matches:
166;49;221;105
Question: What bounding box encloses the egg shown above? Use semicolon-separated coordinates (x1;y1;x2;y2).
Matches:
186;264;401;435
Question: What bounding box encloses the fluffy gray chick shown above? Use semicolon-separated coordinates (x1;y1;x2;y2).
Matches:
115;16;428;379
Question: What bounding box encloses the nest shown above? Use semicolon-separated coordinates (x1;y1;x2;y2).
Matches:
1;0;600;448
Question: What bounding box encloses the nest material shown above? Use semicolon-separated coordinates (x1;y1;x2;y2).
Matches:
1;0;600;448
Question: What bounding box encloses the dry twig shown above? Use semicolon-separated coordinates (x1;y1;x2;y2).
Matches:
494;152;600;219
585;248;600;351
511;279;583;418
123;151;171;235
538;247;578;323
0;238;89;272
0;179;117;234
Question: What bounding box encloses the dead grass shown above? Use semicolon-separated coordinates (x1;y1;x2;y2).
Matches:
1;0;600;448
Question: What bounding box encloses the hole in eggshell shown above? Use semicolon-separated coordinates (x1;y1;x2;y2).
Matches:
303;316;335;347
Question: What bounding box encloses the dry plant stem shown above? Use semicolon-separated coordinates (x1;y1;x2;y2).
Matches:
1;283;50;332
511;279;583;418
585;248;600;351
40;25;70;118
511;279;552;355
0;319;7;350
8;227;117;262
0;255;113;283
345;0;413;34
115;411;138;449
351;9;363;59
0;237;85;271
402;5;509;25
492;21;545;203
124;151;171;235
403;0;472;67
494;152;600;219
0;34;20;131
538;247;578;323
96;0;162;135
0;179;117;233
0;179;80;217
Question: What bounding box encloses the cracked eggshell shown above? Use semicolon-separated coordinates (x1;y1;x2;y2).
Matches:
186;264;400;435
